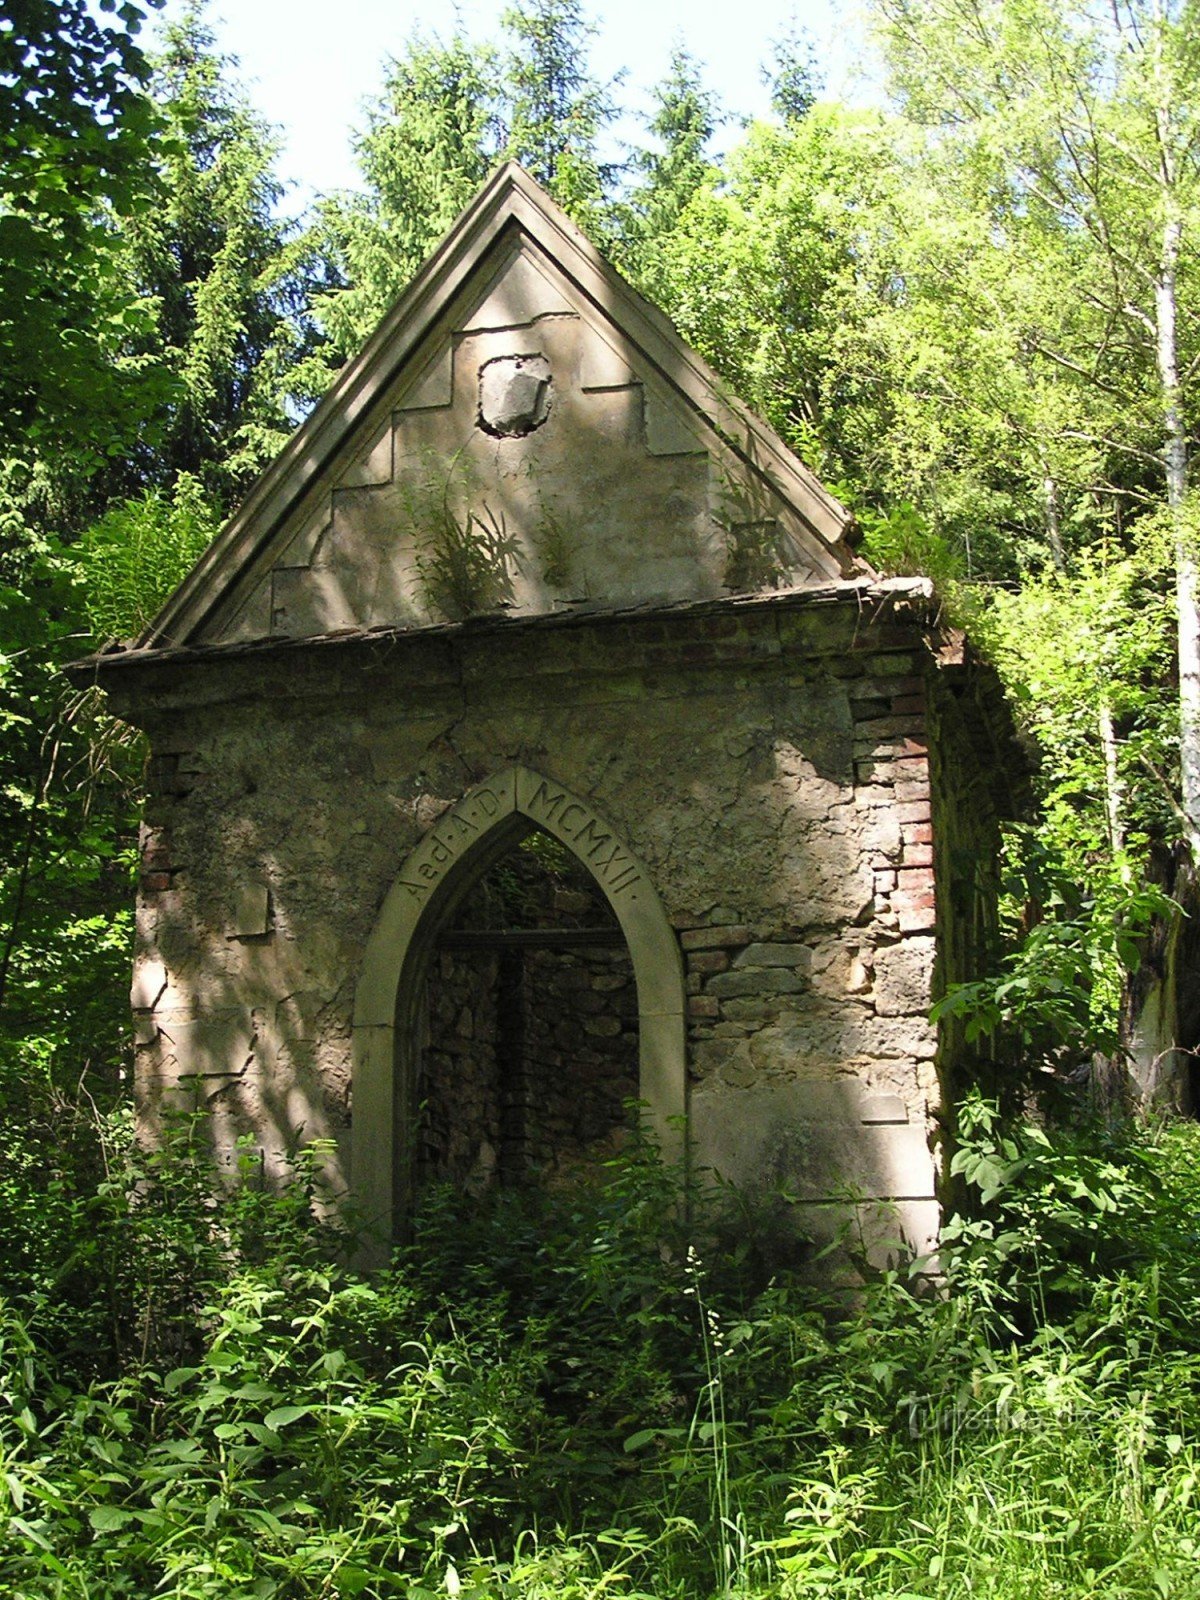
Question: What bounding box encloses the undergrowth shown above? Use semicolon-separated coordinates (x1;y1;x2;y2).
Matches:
1;1086;1199;1599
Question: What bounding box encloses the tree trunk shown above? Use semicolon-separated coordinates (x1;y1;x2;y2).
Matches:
1042;465;1066;572
1098;698;1127;864
1129;22;1198;1108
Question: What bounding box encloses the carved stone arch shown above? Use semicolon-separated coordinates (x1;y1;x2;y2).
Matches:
350;766;686;1247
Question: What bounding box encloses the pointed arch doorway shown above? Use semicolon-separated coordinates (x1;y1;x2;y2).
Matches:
350;767;686;1250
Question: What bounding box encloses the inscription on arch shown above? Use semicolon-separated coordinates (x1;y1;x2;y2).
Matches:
519;773;643;899
390;771;647;907
394;782;507;901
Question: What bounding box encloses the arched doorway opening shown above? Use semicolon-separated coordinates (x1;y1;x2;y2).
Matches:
419;827;638;1191
350;768;686;1252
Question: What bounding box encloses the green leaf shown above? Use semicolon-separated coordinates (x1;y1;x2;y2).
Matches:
264;1404;316;1430
89;1505;136;1532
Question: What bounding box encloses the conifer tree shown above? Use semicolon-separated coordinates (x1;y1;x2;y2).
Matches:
500;0;616;228
763;17;820;123
113;3;315;507
310;33;499;369
309;5;616;365
617;46;720;291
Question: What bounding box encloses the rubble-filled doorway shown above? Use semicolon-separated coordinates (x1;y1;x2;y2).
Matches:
419;830;639;1192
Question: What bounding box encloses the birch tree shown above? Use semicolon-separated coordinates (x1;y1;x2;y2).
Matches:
876;0;1200;847
875;0;1200;1097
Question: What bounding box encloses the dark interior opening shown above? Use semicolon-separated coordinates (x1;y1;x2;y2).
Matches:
416;827;639;1191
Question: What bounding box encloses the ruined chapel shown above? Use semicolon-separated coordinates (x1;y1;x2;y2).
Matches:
72;164;1017;1262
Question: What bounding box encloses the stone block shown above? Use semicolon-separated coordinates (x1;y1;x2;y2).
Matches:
338;422;393;488
896;800;932;824
398;341;453;409
861;809;902;859
478;354;553;437
897;866;935;892
131;960;168;1012
873;938;936;1017
584;1014;621;1038
140;831;172;872
709;904;741;924
866;654;917;677
228;883;271;940
720;998;783;1023
690;1077;936;1201
707;968;806;998
462;250;573;330
750;1005;936;1067
893;888;937;933
680;925;753;950
851;696;890;722
687;949;730;974
861;1094;909;1124
644;390;704;455
792;1198;941;1270
731;943;811;969
855;759;894;786
852;716;926;743
893;756;929;781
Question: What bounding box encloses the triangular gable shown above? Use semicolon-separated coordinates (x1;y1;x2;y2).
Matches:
144;163;865;650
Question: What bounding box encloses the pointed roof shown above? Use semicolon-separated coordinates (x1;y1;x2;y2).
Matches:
141;162;865;652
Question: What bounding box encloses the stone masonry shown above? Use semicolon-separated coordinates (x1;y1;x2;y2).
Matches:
94;586;1013;1262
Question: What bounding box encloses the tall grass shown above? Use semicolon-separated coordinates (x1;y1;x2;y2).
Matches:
1;1091;1199;1598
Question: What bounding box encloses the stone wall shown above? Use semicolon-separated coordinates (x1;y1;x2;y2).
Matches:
418;922;638;1191
102;586;1012;1262
418;946;501;1189
517;944;639;1170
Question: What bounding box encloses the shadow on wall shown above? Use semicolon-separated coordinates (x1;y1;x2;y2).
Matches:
128;610;946;1269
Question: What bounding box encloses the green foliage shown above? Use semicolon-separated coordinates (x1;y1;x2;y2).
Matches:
5;13;1200;1591
645;108;906;488
2;1099;1200;1598
0;0;168;465
852;497;963;591
74;474;221;643
933;830;1175;1061
307;32;500;371
501;0;616;229
403;453;523;621
614;46;720;289
112;4;323;504
762;20;821;124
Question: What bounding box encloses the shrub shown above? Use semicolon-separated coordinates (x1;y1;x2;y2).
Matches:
1;1089;1199;1598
